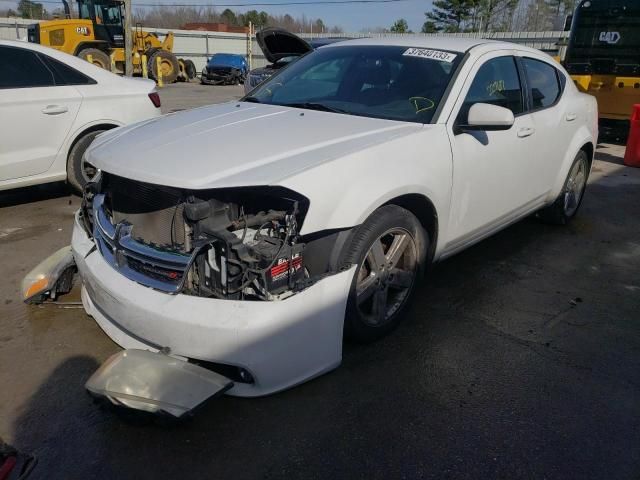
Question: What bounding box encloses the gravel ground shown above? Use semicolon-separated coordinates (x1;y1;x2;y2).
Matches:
0;83;638;480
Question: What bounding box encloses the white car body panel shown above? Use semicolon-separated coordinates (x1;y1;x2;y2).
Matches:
67;37;597;397
0;40;160;191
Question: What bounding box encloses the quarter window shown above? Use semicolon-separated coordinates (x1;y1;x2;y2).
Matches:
40;54;95;85
0;46;55;89
461;56;524;119
522;58;562;110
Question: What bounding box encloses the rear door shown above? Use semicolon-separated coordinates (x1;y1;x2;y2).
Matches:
518;55;571;189
0;45;82;181
446;52;538;248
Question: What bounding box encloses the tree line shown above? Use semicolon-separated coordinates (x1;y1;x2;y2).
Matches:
387;0;579;34
0;1;342;33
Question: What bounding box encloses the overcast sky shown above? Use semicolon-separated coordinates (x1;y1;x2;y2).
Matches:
0;0;434;32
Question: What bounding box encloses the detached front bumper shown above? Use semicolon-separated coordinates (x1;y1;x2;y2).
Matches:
72;212;354;397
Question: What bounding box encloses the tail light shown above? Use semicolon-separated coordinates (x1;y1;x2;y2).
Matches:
148;92;161;108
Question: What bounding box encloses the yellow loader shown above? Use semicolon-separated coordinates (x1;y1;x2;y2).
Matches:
27;0;196;83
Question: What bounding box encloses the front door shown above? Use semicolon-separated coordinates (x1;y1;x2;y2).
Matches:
446;53;539;249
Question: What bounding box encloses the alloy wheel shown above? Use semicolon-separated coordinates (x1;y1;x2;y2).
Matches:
356;228;418;327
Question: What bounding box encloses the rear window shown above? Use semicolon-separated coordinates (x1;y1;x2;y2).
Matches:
40;54;95;86
522;58;562;110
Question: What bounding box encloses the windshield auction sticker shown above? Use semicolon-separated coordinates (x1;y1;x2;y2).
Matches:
403;48;457;63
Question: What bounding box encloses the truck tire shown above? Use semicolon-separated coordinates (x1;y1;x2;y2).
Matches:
341;205;428;343
77;48;111;71
147;50;179;84
184;60;197;80
67;129;107;193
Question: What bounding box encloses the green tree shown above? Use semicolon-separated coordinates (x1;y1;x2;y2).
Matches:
390;18;409;33
421;20;439;33
425;0;474;32
18;0;45;19
220;8;237;26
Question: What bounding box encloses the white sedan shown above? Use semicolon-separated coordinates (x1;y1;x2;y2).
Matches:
0;40;161;192
24;37;597;417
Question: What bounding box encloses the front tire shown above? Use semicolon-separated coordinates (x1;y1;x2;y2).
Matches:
147;50;180;84
342;205;428;343
538;150;589;225
67;130;106;193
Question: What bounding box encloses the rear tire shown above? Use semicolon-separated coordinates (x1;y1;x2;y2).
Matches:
147;50;180;84
342;205;428;343
538;150;589;225
67;129;106;193
77;48;111;71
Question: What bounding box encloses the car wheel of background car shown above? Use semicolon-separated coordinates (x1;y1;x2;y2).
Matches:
147;50;180;84
538;150;589;225
184;60;197;80
67;129;107;193
77;48;111;71
342;205;427;343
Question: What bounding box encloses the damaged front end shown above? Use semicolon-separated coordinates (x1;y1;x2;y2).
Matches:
81;172;335;301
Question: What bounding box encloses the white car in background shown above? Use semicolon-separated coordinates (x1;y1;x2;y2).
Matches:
0;40;161;192
25;37;597;418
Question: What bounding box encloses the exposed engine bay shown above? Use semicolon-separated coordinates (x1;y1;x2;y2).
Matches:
81;173;344;301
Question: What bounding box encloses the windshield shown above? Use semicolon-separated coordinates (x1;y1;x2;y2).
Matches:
245;45;462;124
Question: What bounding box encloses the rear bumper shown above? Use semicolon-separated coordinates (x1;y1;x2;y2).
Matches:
72;212;354;397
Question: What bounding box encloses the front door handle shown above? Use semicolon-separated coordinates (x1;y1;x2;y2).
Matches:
565;113;577;121
517;127;535;138
42;105;68;115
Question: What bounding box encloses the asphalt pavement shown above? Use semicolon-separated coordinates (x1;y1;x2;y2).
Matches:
0;82;639;480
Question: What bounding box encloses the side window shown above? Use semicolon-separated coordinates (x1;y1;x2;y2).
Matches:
522;58;561;110
40;54;95;85
460;56;524;121
0;46;55;89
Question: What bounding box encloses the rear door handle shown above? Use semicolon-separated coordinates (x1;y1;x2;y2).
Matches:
42;105;68;115
517;127;535;138
565;113;577;121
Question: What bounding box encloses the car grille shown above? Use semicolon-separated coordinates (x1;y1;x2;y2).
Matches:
207;66;232;76
92;177;196;293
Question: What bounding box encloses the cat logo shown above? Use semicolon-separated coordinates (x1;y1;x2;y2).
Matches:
599;31;620;44
76;26;90;36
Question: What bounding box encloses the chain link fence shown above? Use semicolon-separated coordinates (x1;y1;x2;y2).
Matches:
1;17;568;72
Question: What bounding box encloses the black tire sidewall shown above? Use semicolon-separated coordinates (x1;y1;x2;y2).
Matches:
540;150;589;225
343;205;428;343
67;130;104;193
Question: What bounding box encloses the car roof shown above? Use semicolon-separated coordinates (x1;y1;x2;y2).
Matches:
320;36;541;56
0;39;118;82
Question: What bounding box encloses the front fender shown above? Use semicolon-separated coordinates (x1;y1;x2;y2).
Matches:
282;126;452;247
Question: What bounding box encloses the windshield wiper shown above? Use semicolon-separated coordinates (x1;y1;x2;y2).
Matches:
282;102;346;114
242;96;261;103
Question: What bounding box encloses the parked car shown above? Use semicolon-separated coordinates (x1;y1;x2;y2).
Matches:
201;53;248;85
25;37;597;417
0;40;161;193
244;28;348;93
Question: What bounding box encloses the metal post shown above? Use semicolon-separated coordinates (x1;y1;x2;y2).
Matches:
142;54;148;78
156;55;163;87
247;22;253;72
123;0;133;76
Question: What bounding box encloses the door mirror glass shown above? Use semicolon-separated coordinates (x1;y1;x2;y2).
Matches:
462;102;514;131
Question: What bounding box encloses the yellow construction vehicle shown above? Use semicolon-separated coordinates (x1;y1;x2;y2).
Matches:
27;0;196;83
564;0;640;133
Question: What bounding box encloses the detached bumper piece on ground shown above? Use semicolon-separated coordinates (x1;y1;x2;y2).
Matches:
0;441;36;480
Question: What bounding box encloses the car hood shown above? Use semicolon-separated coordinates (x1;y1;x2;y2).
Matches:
256;27;312;63
86;102;422;190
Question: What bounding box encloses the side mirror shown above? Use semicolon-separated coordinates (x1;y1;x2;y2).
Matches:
457;103;515;132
